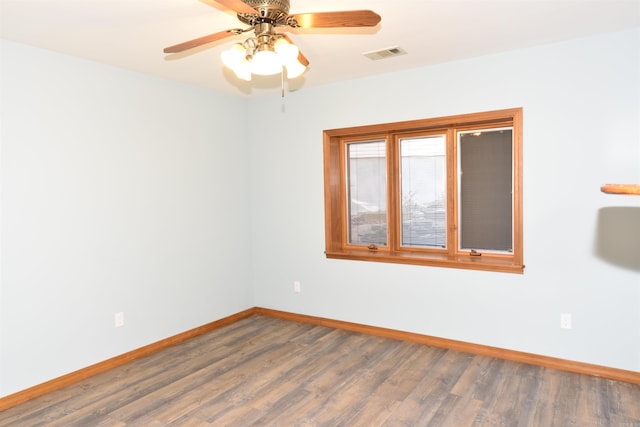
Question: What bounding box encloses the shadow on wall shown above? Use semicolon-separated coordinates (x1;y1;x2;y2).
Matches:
594;206;640;272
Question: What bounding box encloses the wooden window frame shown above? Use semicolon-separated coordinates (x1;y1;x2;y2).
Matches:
323;108;524;274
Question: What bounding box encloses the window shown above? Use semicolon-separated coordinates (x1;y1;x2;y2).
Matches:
323;108;523;273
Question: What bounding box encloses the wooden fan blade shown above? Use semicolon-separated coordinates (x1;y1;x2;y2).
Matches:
281;33;309;66
214;0;256;15
290;10;381;28
164;30;238;54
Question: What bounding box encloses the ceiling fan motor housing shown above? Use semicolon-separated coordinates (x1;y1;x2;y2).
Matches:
242;0;290;20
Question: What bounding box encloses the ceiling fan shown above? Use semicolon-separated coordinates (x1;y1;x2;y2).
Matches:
163;0;381;82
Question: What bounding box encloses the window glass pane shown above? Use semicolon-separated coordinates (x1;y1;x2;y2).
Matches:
458;128;513;252
400;136;447;248
347;141;387;246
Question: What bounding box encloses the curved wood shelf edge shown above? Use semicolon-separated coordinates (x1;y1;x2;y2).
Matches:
600;184;640;195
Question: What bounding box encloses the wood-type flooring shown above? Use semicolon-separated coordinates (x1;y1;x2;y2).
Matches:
1;315;639;426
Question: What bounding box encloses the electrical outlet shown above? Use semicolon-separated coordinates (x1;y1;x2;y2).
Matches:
294;281;301;293
560;313;571;329
114;312;125;328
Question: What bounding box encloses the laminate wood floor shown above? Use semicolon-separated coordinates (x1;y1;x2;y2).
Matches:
1;315;639;426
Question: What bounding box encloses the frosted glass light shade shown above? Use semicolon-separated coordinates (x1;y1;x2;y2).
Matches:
234;58;252;81
274;38;299;62
221;44;245;69
251;49;282;75
284;59;306;79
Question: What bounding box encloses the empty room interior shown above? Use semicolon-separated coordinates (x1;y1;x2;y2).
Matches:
1;0;639;425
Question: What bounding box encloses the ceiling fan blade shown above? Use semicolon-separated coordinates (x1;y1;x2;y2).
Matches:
163;29;238;54
290;10;381;28
281;33;309;66
214;0;257;15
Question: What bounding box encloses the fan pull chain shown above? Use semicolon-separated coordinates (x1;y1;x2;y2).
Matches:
280;70;286;112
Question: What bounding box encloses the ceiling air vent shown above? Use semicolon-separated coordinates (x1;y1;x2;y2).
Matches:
363;46;407;61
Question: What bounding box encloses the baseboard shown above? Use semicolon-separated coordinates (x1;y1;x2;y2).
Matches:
0;308;256;411
2;306;638;411
255;307;640;385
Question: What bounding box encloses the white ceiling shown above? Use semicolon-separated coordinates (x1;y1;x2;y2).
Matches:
1;0;639;97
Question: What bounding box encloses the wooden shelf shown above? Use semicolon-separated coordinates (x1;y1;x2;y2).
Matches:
600;184;640;195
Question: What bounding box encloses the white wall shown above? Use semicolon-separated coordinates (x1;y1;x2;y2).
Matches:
249;29;640;371
0;40;253;397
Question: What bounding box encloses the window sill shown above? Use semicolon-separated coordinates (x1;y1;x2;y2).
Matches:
325;250;524;274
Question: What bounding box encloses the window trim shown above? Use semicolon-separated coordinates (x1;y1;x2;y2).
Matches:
323;108;524;274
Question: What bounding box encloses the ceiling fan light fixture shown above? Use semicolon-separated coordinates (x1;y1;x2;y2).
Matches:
274;37;298;61
234;58;253;81
275;37;305;78
284;58;306;79
251;46;282;75
221;43;246;69
165;2;381;91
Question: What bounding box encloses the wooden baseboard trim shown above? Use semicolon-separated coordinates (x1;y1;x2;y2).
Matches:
3;306;638;411
255;307;640;385
0;308;257;411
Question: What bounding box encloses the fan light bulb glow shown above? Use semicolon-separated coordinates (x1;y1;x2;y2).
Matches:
234;58;252;81
284;59;306;79
251;49;282;75
274;38;299;62
221;43;245;69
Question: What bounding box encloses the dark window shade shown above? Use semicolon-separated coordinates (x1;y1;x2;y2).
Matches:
459;129;513;251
